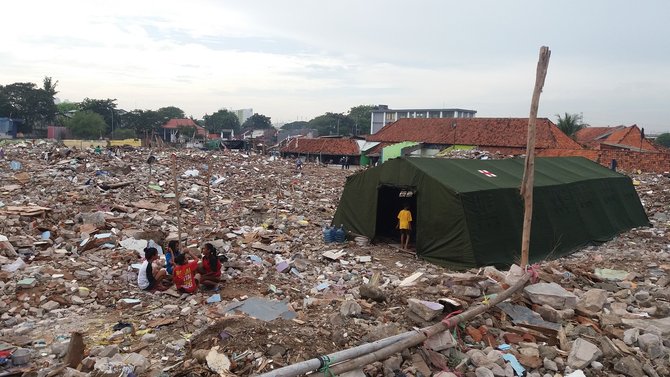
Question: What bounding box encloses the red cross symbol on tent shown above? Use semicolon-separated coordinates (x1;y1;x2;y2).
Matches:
478;169;497;177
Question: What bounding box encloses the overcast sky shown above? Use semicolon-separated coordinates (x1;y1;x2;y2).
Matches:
3;1;669;132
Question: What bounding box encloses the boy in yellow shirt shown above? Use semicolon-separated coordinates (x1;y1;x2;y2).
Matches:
397;204;413;250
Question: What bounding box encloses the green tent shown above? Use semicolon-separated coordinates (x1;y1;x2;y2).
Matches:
332;157;649;269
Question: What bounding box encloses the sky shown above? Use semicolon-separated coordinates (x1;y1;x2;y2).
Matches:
3;0;670;132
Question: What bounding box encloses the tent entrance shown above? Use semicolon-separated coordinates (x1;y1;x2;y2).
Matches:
375;185;417;245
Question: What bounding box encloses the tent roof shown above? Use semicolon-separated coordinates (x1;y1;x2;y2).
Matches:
399;156;624;193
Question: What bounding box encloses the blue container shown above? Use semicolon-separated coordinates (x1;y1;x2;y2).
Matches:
323;227;333;243
335;225;346;243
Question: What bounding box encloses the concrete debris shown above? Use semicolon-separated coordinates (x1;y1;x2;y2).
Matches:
407;298;444;321
524;282;578;309
1;143;670;376
567;338;602;369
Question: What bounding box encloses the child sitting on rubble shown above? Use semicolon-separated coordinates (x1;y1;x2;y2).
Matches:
197;243;222;289
137;247;168;291
173;249;200;294
165;240;182;276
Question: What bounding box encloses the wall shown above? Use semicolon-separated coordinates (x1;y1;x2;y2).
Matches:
62;140;108;149
538;148;670;173
381;141;419;163
110;139;142;147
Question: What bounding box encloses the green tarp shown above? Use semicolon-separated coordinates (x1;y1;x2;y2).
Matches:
332;157;649;269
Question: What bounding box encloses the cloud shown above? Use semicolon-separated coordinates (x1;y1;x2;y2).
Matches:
1;0;670;131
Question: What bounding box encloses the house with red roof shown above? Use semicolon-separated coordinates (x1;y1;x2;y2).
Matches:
280;137;361;165
366;117;582;158
162;118;210;143
574;125;658;152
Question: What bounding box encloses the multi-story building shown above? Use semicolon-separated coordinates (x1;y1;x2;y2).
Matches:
233;108;253;125
370;105;476;134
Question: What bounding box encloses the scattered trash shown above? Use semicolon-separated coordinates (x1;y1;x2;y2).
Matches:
207;294;221;304
594;268;630;281
9;161;22;170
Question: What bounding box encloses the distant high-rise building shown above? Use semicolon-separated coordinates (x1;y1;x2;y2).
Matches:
233;109;253;124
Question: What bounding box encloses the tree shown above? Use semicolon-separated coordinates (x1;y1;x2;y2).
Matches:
0;81;57;135
280;121;309;131
242;113;272;130
111;128;137;140
80;98;117;134
204;109;240;134
655;133;670;148
347;105;376;135
156;106;185;121
122;109;165;137
308;112;355;136
64;110;107;139
556;113;587;138
56;101;80;114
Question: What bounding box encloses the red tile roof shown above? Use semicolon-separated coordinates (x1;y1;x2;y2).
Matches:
367;118;582;149
162;118;208;137
575;125;658;151
574;126;623;144
280;138;360;156
163;118;199;129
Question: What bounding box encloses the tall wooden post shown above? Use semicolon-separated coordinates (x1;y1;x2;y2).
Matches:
275;177;281;220
205;155;211;224
171;153;182;248
520;46;551;268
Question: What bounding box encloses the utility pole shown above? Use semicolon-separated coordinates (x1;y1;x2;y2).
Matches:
110;108;114;140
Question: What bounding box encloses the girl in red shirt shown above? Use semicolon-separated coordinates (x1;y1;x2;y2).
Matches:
173;249;200;294
198;243;222;289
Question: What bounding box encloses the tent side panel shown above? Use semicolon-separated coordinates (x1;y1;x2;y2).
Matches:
332;169;381;238
528;177;649;262
460;189;524;268
417;187;476;270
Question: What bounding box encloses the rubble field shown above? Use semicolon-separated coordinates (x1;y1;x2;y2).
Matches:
1;140;670;377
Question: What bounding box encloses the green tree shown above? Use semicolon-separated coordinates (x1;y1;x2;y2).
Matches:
347;105;376;135
556;113;587;138
280;121;309;131
111;128;137;140
204;109;240;134
56;101;80;114
80;98;117;134
655;133;670;148
156;106;185;120
0;81;57;135
122;109;165;137
242;113;272;130
308;112;355;136
64;110;107;139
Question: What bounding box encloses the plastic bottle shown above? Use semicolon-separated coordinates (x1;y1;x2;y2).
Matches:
336;225;346;243
329;226;338;243
323;226;333;243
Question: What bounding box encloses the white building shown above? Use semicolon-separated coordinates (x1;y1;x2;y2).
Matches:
370;105;476;134
233;108;253;124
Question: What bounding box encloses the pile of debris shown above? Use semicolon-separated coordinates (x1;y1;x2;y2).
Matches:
0;140;669;377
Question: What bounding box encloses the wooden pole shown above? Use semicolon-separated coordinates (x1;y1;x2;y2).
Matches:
520;46;551;268
275;177;281;220
205;155;211;224
171;153;182;248
65;331;85;368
